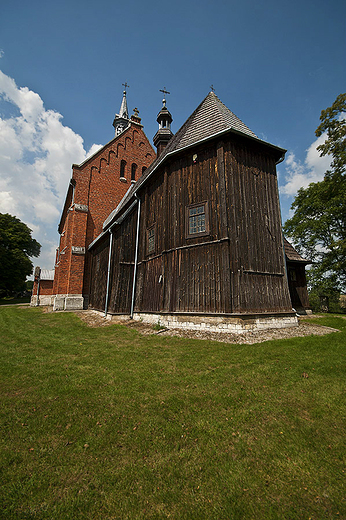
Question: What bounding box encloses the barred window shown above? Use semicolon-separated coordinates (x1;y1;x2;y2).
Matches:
186;202;209;237
189;205;206;234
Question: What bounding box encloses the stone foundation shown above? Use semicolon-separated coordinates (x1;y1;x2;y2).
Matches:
53;294;84;311
30;293;91;311
30;295;55;307
131;312;298;333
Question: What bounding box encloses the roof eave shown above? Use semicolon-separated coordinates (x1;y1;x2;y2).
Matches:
137;126;286;192
100;127;286;231
90;198;139;249
286;257;312;265
58;180;75;233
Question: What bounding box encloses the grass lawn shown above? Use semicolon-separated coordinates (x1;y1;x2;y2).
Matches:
0;307;345;519
0;296;31;306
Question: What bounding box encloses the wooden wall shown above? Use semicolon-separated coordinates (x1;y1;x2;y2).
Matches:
134;134;292;315
89;133;293;316
89;209;137;313
287;262;310;311
89;237;109;311
224;137;291;312
107;208;137;314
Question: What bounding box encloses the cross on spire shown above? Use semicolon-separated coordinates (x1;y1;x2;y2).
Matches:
210;84;215;92
160;87;170;96
159;87;170;107
122;81;129;94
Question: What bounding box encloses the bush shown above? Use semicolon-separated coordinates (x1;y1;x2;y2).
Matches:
308;290;346;313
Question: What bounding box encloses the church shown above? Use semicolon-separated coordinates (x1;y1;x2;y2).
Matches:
32;88;310;332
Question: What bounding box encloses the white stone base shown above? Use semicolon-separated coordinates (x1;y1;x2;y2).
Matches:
53;294;84;311
53;295;66;311
64;295;84;310
30;295;54;307
131;312;298;334
30;294;86;311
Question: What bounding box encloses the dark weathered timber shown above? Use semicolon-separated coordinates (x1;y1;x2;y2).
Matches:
88;236;109;311
89;127;294;317
286;262;310;310
106;208;137;314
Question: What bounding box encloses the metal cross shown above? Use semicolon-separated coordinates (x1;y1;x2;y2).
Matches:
159;87;170;97
122;82;130;93
159;87;170;107
210;84;215;92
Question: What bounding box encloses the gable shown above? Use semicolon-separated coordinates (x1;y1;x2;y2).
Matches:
58;122;155;234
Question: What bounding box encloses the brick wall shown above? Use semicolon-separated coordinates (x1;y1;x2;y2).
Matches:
53;120;155;306
32;278;54;296
31;276;54;306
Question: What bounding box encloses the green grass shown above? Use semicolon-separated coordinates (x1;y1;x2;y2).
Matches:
0;296;31;305
0;307;345;519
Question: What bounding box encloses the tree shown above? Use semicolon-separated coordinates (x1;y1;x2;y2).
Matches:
283;94;346;295
315;93;346;175
0;213;41;296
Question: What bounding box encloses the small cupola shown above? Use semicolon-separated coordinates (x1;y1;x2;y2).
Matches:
153;88;173;157
113;83;130;136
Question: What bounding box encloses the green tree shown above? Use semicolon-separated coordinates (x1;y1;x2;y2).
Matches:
283;93;346;295
0;213;41;296
315;93;346;174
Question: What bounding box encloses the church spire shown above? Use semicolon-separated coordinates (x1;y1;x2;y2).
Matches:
153;87;173;157
113;83;130;136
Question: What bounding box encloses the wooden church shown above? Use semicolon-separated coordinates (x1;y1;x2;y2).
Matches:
32;89;310;331
87;91;309;332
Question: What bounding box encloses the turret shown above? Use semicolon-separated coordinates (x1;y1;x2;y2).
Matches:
153;88;173;157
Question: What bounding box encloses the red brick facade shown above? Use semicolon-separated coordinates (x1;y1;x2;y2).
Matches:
31;268;55;306
32;278;53;296
50;116;155;310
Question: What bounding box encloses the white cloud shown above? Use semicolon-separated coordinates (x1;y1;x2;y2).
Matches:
0;190;15;213
86;143;103;159
280;133;332;197
0;50;4;59
0;69;98;271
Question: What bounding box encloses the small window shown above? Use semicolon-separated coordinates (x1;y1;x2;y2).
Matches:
147;226;155;254
142;166;147;174
131;163;137;181
120;160;126;179
186;202;209;237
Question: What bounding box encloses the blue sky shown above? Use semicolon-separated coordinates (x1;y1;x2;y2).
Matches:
0;0;345;270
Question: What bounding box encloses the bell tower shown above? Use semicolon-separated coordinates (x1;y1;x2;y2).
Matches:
153;87;173;157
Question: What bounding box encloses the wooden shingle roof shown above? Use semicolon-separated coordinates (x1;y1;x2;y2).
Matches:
161;91;257;154
284;238;310;263
102;92;286;232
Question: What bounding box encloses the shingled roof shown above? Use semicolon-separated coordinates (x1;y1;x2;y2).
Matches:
102;91;285;232
284;238;310;263
161;91;257;155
